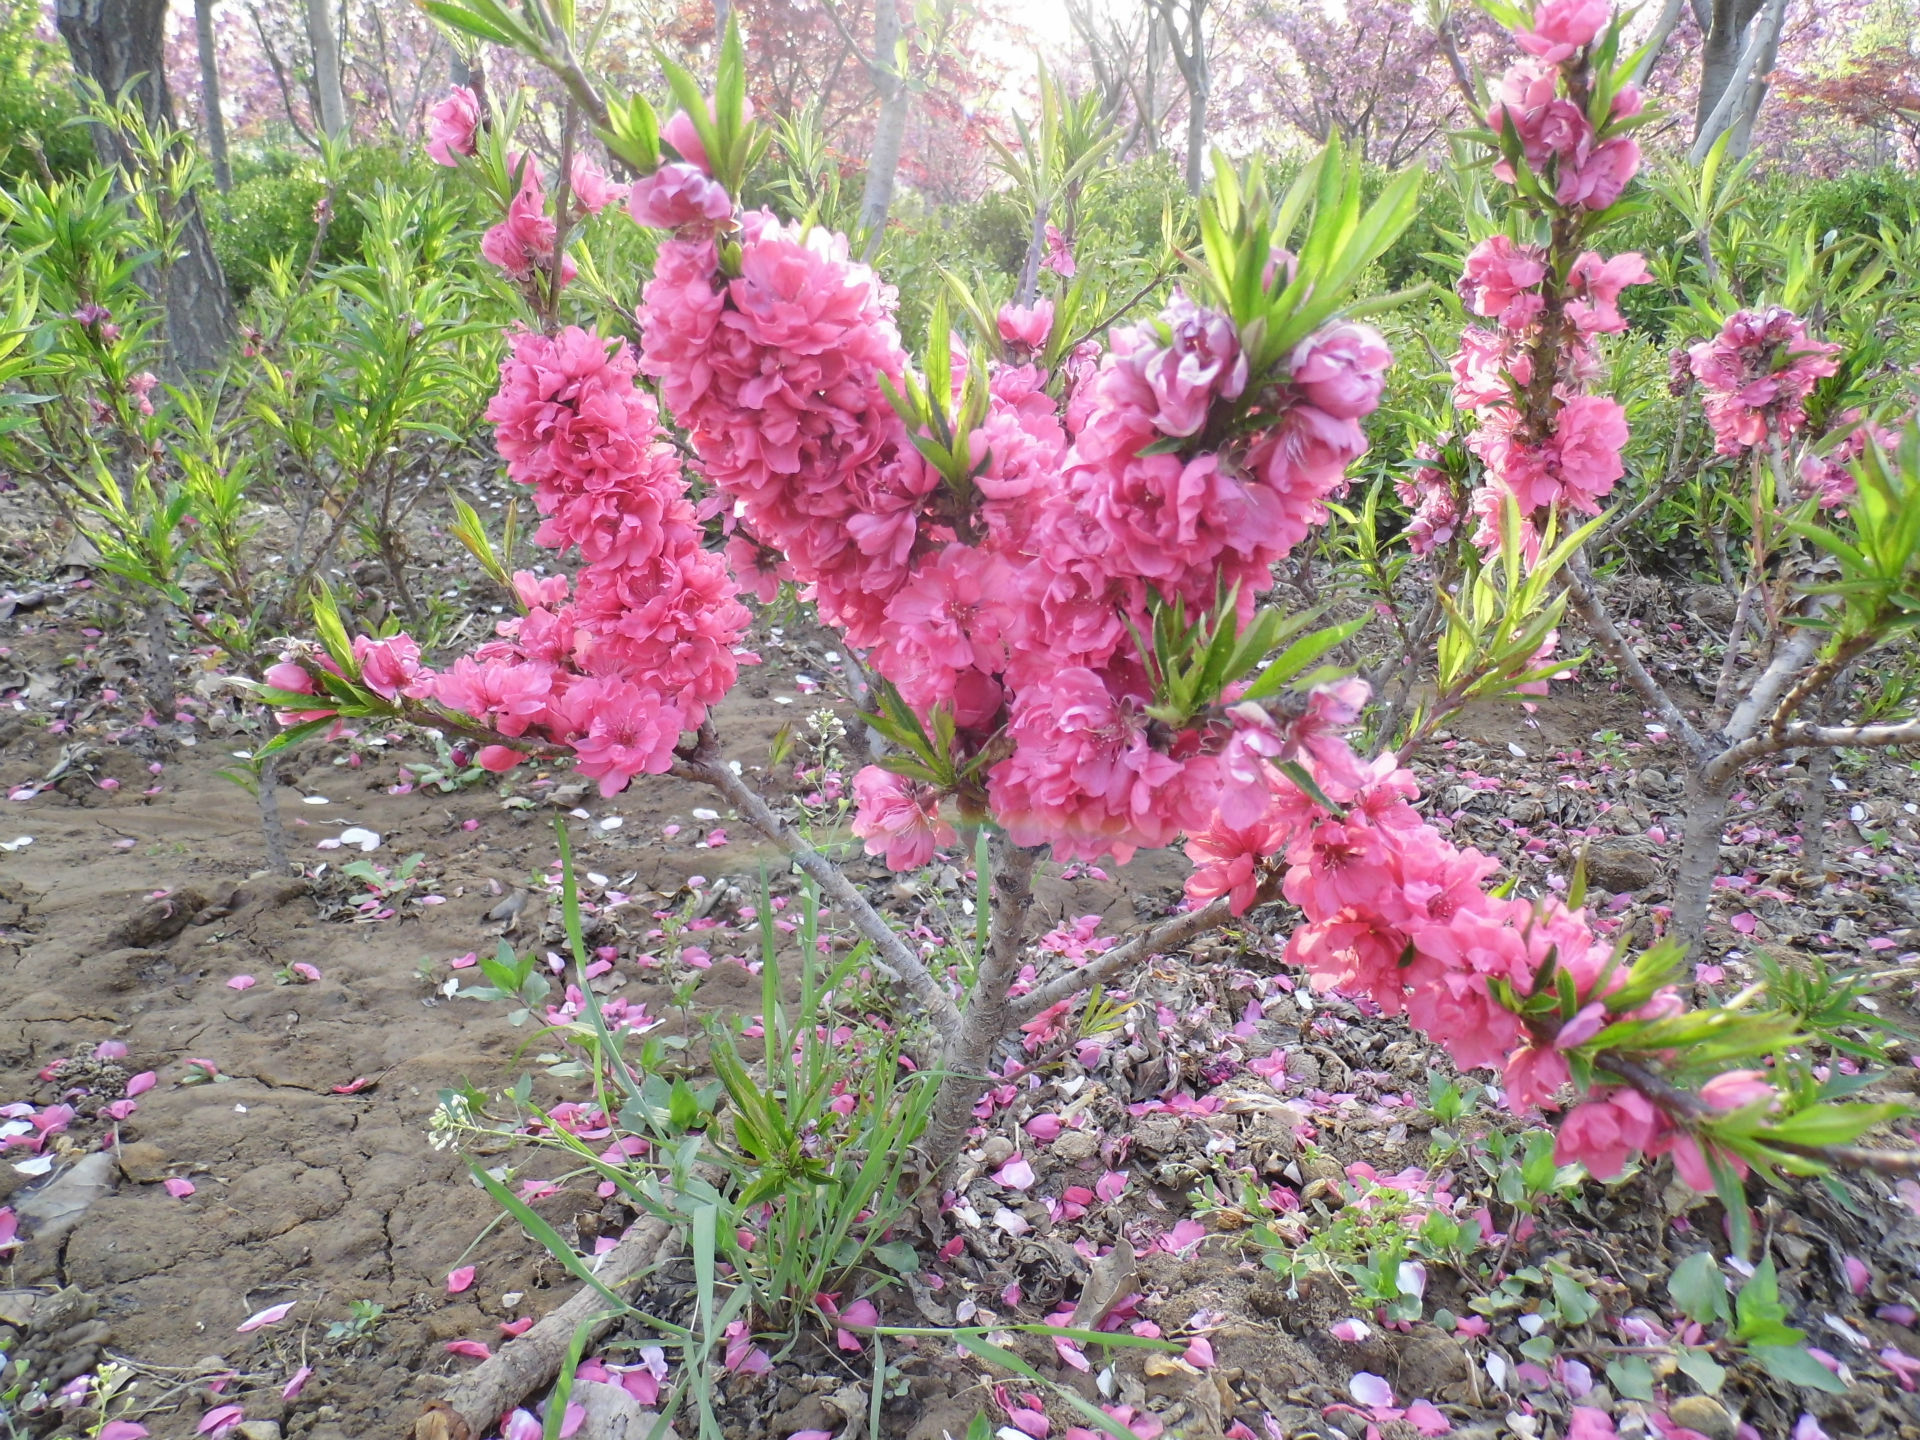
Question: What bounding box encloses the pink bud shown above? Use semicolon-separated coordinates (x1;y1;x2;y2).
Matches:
1698;1069;1774;1112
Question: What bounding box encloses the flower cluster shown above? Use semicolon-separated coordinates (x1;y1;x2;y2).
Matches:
626;122;1397;866
1177;676;1733;1182
278;328;749;796
1686;306;1843;456
1446;8;1651;560
1490;0;1641;212
1393;446;1461;556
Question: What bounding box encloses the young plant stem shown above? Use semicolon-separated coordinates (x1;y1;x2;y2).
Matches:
257;751;290;874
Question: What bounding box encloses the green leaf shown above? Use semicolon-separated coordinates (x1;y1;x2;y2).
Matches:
1674;1346;1727;1395
1668;1249;1730;1325
1749;1343;1848;1393
873;1241;921;1275
1605;1356;1656;1403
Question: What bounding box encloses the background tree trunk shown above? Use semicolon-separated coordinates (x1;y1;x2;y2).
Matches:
1691;0;1793;159
56;0;236;375
856;0;911;258
307;0;347;138
1726;0;1787;155
1153;0;1208;195
194;0;231;190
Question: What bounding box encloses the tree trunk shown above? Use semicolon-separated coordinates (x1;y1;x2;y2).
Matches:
1693;0;1759;140
1670;768;1734;954
258;752;291;874
1726;0;1787;156
856;0;911;259
920;840;1041;1166
55;0;236;375
194;0;230;190
1184;68;1208;195
307;0;347;139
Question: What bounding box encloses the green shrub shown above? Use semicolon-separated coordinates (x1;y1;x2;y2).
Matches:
211;147;479;296
1785;168;1920;241
0;10;94;181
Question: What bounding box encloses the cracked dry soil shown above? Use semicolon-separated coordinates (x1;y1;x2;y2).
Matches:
0;744;603;1439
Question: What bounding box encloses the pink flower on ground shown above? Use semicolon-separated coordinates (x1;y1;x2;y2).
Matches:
628;162;733;232
850;766;955;871
425;85;480;166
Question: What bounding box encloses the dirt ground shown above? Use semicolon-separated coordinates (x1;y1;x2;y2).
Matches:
0;558;1917;1440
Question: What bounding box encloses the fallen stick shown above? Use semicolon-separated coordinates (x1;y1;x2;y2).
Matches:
412;1214;676;1440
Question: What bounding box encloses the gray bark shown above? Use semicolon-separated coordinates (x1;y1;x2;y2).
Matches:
856;0;911;258
1726;0;1787;156
921;839;1041;1164
1690;0;1789;160
1631;0;1688;86
1670;768;1734;952
1153;0;1209;194
307;0;347;138
55;0;236;375
194;0;230;190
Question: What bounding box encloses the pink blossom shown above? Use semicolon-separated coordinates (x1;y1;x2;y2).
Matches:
197;1407;245;1437
352;634;424;701
628;162;733;232
1568;1411;1619;1440
425;86;480;166
1567;251;1652;335
850;766;955;871
447;1265;476;1293
1698;1069;1773;1112
1122;293;1247;437
998;300;1054;352
1042;223;1077;277
1554;1089;1663;1179
1688;307;1842;454
1459;237;1548;328
482;162;575;285
1514;0;1610;63
1289;322;1392;419
568;153;622;215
